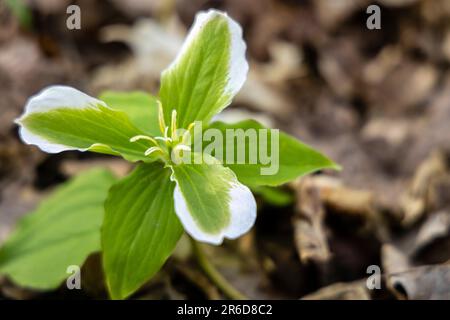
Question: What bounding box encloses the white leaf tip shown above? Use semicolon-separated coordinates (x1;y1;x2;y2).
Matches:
16;85;108;154
172;168;257;246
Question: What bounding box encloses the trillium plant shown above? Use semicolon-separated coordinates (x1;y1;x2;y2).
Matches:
1;10;338;299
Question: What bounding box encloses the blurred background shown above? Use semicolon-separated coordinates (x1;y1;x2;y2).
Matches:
1;0;450;299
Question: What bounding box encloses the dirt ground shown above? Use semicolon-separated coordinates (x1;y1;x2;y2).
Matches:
1;0;450;300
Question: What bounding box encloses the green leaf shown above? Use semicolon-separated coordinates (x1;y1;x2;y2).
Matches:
170;153;256;245
102;163;183;299
16;86;155;163
6;0;32;29
252;186;294;207
207;120;340;186
0;169;116;290
99;91;161;136
159;10;248;128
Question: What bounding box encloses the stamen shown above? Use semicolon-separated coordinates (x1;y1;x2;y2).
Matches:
158;101;166;135
186;122;196;132
129;135;158;145
144;146;163;156
155;136;172;143
164;126;169;138
171;109;178;140
182;122;195;145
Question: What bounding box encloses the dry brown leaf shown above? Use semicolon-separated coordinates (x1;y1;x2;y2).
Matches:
322;185;374;218
382;244;411;275
364;60;438;115
363;46;403;85
318;39;363;99
314;0;370;30
302;280;370;300
387;264;450;299
293;177;330;264
400;151;448;226
413;211;450;254
392;211;450;261
320;181;391;241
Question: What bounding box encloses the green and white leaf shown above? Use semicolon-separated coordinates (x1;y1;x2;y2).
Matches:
102;163;183;300
99;91;161;136
208;120;340;186
170;153;256;245
159;9;248;128
16;86;154;162
0;168;116;290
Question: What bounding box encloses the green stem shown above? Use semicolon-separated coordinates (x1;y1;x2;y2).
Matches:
190;238;248;300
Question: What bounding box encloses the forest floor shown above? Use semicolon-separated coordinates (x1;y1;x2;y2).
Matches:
1;0;450;299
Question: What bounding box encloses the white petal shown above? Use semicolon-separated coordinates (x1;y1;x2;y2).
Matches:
15;85;106;153
169;9;248;98
223;182;257;239
172;176;256;245
223;11;249;96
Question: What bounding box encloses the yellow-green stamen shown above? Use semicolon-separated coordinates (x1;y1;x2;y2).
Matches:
130;105;192;165
158;101;166;135
144;146;163;156
171;109;178;140
130;135;158;146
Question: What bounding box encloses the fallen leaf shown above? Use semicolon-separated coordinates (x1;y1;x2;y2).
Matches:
302;280;370;300
387;264;450;299
293;177;330;264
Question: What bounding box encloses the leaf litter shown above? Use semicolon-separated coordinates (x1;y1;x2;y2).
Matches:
2;0;450;299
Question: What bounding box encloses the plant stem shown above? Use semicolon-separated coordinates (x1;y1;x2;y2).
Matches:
190;238;248;300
